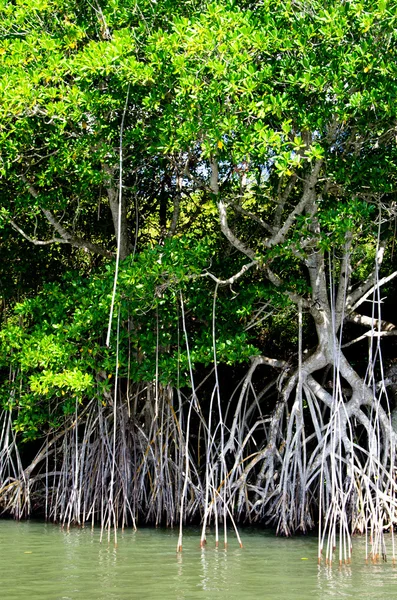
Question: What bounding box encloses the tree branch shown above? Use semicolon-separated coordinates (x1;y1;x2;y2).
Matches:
255;355;288;369
203;260;258;286
20;175;113;257
345;311;396;332
306;375;333;408
342;329;397;349
183;156;211;192
348;269;397;313
265;266;314;312
211;159;257;261
228;201;274;234
9;219;66;246
267;160;323;248
335;231;353;324
273;173;298;229
346;241;389;311
41;208;112;257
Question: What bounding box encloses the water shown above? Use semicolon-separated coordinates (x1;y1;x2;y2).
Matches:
1;521;397;599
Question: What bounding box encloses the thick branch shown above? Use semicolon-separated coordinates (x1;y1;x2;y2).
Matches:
265;266;315;313
348;268;397;313
255;355;288;369
346;241;388;310
273;174;298;229
184;156;210;192
345;311;396;331
267;160;323;248
41;208;112;257
9;219;66;246
21;175;112;257
306;375;333;408
217;198;257;259
335;231;353;325
211;159;257;261
228;201;274;234
103;164;132;260
203;260;258;286
342;329;397;348
282;347;328;402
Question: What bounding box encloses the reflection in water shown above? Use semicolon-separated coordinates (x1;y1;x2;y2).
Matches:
1;522;397;599
199;546;238;594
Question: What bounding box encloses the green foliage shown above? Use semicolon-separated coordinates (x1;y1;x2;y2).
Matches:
138;0;397;167
2;0;396;272
1;0;397;443
0;236;262;437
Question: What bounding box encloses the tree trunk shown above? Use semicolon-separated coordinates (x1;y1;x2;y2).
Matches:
104;165;132;260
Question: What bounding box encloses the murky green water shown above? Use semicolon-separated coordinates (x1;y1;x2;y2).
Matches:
1;521;397;599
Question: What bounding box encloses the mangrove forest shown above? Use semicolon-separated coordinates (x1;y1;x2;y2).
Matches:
1;0;397;565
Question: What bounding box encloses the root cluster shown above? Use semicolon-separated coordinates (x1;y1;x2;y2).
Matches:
1;354;396;562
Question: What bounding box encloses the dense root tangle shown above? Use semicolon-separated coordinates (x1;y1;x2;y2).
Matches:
0;348;396;560
233;353;397;565
1;384;203;534
0;410;29;519
1;246;397;560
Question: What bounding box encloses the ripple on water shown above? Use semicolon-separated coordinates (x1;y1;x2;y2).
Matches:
0;522;396;600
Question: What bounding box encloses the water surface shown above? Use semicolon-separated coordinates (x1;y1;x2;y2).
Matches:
0;521;396;599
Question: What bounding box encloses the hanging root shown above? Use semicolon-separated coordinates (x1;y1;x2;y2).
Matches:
1;385;204;531
1;345;396;560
